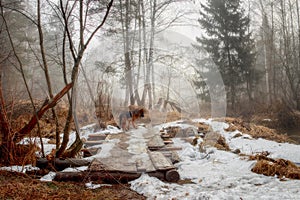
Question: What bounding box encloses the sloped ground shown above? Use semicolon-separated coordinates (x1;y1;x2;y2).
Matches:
0;171;145;200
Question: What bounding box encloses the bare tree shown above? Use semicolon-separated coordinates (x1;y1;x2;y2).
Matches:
0;0;114;162
55;0;114;157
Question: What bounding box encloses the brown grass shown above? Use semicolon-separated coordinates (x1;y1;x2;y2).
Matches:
10;101;71;139
251;155;300;180
196;122;211;134
166;111;181;122
0;171;145;200
225;117;294;143
202;132;230;151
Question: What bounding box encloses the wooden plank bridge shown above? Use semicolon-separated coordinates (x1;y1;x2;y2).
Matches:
46;127;184;183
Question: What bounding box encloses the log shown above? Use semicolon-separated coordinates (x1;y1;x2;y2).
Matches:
54;170;176;183
36;158;91;171
54;171;142;183
36;158;49;169
165;169;180;182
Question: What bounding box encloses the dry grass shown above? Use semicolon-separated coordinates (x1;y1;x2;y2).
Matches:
0;171;145;200
195;122;211;134
224;117;294;143
166;111;181;122
0;143;39;166
202;132;230;151
10;101;71;139
250;155;300;180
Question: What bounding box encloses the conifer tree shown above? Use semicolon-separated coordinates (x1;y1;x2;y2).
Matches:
196;0;257;109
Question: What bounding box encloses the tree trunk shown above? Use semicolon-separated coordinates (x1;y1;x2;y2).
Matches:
37;0;60;149
143;0;157;109
0;73;13;164
14;83;73;143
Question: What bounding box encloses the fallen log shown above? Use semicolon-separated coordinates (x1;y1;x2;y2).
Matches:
36;158;91;171
165;169;180;182
54;170;179;183
54;171;142;183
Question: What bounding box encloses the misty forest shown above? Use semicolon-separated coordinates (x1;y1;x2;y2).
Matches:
0;0;300;199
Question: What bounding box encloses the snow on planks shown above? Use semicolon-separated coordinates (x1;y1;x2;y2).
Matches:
53;128;181;183
87;129;180;182
149;151;174;171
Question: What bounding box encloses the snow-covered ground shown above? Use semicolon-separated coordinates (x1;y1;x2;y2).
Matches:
130;119;300;200
2;118;300;199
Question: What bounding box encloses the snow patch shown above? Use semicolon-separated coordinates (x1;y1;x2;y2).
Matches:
40;171;56;182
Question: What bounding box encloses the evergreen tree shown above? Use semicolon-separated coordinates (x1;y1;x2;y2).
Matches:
195;0;257;109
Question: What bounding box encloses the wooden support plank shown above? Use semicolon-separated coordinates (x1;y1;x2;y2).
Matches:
149;151;175;171
90;158;137;173
163;140;174;145
161;133;171;138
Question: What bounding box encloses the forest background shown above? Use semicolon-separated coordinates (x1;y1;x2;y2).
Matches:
1;0;300;165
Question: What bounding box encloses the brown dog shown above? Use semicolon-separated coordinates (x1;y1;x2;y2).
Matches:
119;108;144;131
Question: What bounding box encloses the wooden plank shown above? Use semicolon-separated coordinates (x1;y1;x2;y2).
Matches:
84;140;104;147
106;160;137;172
147;135;165;149
161;134;171;138
135;155;156;172
89;146;139;173
90;158;137;173
151;147;182;151
149;151;175;171
163;140;174;145
87;134;107;140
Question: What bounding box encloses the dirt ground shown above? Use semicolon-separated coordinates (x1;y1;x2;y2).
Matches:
0;171;145;200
